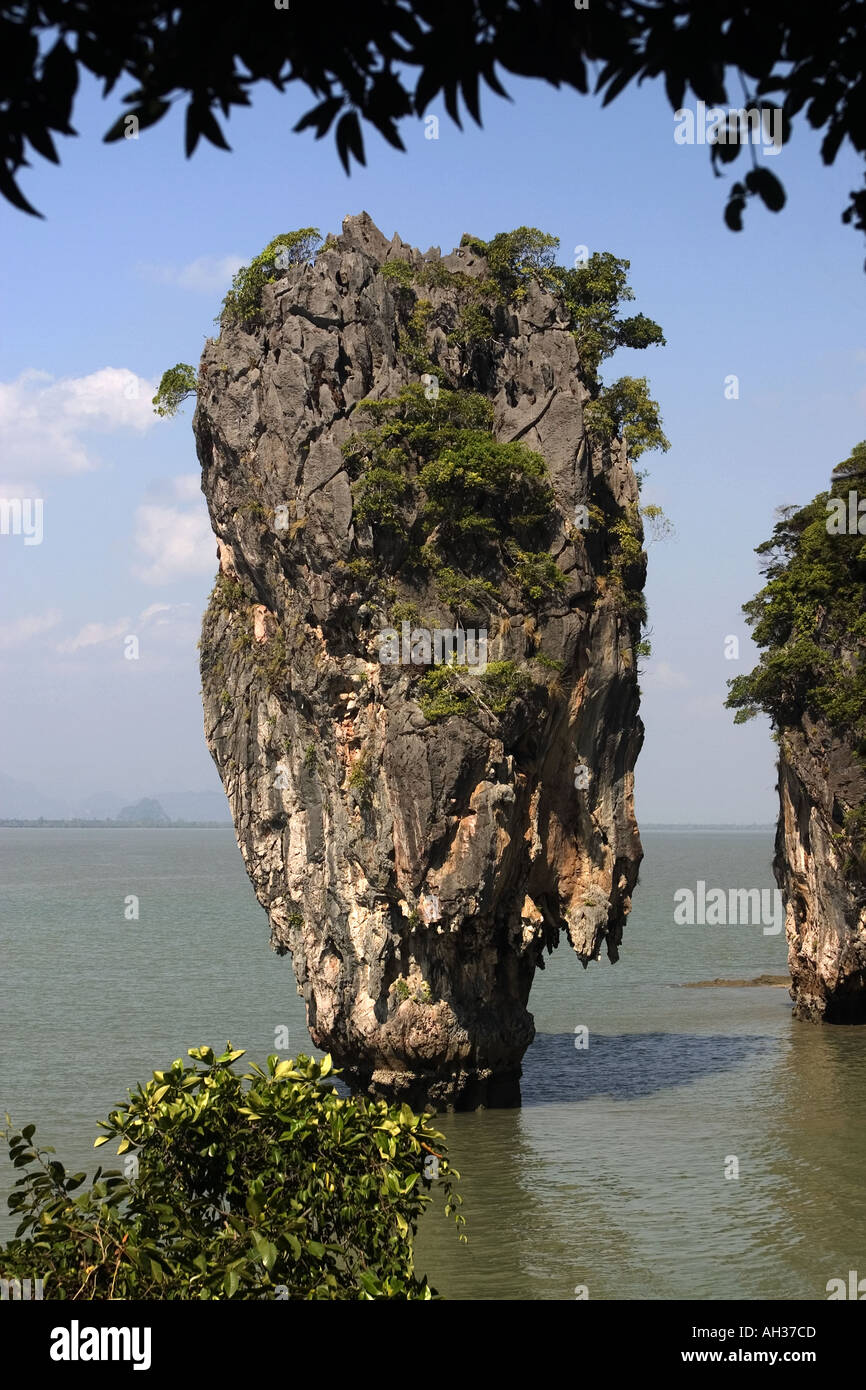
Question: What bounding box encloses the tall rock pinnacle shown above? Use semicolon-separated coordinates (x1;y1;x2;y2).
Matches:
196;213;646;1107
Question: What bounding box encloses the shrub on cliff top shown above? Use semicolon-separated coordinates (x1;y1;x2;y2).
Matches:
460;227;559;300
220;229;322;325
0;1046;463;1300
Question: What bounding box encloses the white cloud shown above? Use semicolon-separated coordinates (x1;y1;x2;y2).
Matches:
684;694;730;719
132;475;215;585
641;660;691;691
56;602;196;657
58;618;131;655
170;475;203;502
139;603;173;623
0;367;157;476
136;254;245;294
0;609;62;650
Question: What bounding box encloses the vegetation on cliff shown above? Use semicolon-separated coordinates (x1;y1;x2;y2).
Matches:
179;222;668;726
726;441;866;740
219;229;322;325
378;226;670;458
152;362;197;418
1;1047;462;1300
726;441;866;859
344;382;563;611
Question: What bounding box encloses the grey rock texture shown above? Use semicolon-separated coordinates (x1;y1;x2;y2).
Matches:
775;716;866;1022
196;212;645;1107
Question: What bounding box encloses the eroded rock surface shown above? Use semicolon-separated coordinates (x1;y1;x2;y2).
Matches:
196;212;645;1106
775;717;866;1022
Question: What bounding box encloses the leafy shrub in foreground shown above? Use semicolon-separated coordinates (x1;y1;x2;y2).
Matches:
1;1046;463;1300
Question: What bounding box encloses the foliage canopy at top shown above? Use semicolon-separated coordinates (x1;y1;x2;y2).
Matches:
725;441;866;745
2;1;866;265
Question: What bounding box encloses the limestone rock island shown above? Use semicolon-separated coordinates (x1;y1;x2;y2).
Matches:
196;214;651;1106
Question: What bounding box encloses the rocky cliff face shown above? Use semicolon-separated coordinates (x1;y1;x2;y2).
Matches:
195;212;645;1107
775;719;866;1022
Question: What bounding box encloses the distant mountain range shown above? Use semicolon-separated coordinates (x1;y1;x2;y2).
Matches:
0;774;232;823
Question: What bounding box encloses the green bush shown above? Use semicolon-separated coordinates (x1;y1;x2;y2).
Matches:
211;573;248;612
461;227;559;300
353;460;415;535
344;383;566;619
221;229;322;324
607;513;648;624
506;546;566;604
726;447;866;742
419;435;553;540
478;660;531;714
152;362;197;417
583;376;670;461
427;562;501;613
0;1047;463;1300
398;299;435;372
457;233;666;461
381;260;416;289
547;252;666;380
447;300;494;349
417;667;474;722
348;752;375;806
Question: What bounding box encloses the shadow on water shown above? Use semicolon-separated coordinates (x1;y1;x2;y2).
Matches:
520;1030;775;1106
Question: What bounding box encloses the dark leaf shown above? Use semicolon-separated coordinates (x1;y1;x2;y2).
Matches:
821;120;846;165
294;95;344;138
460;68;482;125
335;110;365;173
442;81;462;129
25;124;58;163
664;69;685;111
185;103;201;158
745;166;786;212
599;61;639;107
724;184;747;231
41;40;79;113
197;104;231;152
481;61;510;101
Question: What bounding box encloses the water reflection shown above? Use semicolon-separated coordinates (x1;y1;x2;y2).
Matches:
522;1031;774;1106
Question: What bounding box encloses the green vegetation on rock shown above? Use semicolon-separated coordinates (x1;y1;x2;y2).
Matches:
344;383;562;619
152;362;197;418
220;229;322;325
726;441;866;746
417;659;531;724
583;376;670;462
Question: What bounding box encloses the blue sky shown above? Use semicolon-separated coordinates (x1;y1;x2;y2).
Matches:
0;65;863;820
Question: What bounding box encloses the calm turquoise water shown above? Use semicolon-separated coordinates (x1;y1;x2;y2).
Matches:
2;827;864;1300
